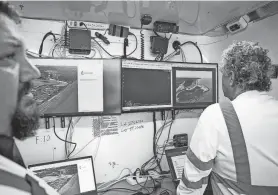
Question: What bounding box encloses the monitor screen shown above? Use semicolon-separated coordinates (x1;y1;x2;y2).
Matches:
172;63;218;109
122;59;172;111
165;147;187;181
29;59;121;117
28;156;97;195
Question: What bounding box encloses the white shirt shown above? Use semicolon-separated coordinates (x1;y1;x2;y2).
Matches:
177;90;278;194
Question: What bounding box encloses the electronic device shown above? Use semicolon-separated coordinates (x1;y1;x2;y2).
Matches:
150;36;169;54
165;147;187;183
226;15;249;34
108;24;129;38
153;21;179;33
173;133;188;148
172;63;218;109
140;14;152;26
122;59;172;112
95;32;110;45
69;29;91;55
28;156;97;195
29;58;121;117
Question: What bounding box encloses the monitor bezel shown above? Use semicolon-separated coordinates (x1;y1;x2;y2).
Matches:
121;59;218;113
28;155;98;194
28;57;122;117
165;147;188;181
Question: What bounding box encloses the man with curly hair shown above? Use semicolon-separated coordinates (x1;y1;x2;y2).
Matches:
0;1;59;195
177;41;278;195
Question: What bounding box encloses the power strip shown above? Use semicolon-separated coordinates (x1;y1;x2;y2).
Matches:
67;20;108;30
126;177;149;186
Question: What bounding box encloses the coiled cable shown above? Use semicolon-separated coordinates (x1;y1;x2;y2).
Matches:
140;29;145;60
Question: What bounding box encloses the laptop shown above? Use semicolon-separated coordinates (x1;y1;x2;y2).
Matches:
165;147;188;186
28;156;97;195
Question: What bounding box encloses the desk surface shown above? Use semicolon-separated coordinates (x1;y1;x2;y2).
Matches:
97;178;176;195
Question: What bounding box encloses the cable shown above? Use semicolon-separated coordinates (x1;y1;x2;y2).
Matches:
80;22;89;30
98;168;133;189
91;37;122;58
98;187;139;194
38;31;56;57
153;30;164;38
127;32;138;57
135;176;150;194
180;41;203;63
167;33;173;40
158;120;174;166
52;117;77;159
140;29;145;60
65;117;73;156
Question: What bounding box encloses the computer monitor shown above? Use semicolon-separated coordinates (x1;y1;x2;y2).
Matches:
165;147;187;182
28;156;97;195
29;58;122;117
172;62;218;109
122;59;172;112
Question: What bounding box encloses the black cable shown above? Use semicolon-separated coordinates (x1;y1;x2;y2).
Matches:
91;37;121;58
158;120;174;166
80;22;89;31
153;30;164;38
135;177;150;194
98;187;139;194
152;112;157;159
65;117;73;156
140;29;145;60
153;112;163;173
52;117;77;158
82;22;119;58
180;41;203;63
39;31;56;57
167;33;173;40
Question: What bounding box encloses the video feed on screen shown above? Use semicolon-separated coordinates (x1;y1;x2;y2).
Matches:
122;60;172;111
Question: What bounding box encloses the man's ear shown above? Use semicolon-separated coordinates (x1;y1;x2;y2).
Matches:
229;71;236;87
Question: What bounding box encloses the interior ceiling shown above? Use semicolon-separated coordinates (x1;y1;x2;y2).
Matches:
10;1;273;36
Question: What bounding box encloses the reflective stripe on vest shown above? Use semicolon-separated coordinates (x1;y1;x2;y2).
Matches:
0;169;31;193
219;101;251;184
0;169;49;195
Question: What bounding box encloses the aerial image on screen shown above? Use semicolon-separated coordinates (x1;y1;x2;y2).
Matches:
33;164;80;195
175;70;213;104
31;65;78;115
122;68;171;108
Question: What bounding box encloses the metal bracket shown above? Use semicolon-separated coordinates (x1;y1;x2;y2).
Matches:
45;118;50;129
61;117;66;128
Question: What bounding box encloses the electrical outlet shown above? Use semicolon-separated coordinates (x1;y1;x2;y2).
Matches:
67;20;108;30
126;177;149;186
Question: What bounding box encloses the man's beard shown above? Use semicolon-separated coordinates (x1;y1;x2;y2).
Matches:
11;82;40;140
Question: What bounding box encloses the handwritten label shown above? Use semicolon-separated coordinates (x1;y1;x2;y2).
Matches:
35;135;51;144
121;119;143;128
121;124;144;133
